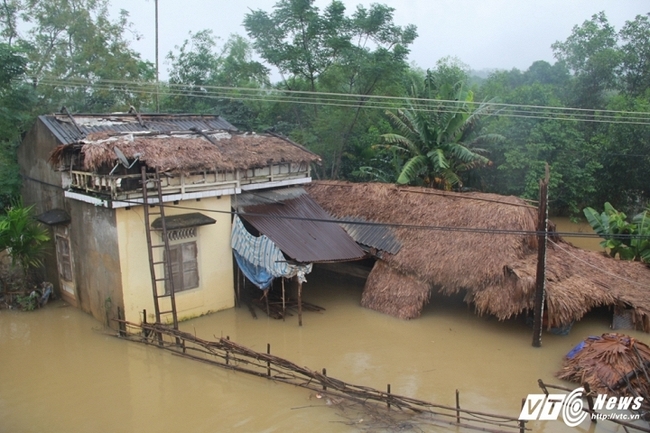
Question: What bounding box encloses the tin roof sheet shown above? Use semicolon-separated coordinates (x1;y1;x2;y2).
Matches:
239;190;365;263
338;217;402;255
40;113;237;144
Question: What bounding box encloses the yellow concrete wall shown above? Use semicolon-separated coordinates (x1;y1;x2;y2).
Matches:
116;196;234;325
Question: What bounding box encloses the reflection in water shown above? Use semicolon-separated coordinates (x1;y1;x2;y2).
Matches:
1;236;646;433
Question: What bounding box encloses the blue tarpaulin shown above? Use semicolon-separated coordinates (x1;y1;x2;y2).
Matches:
231;216;312;290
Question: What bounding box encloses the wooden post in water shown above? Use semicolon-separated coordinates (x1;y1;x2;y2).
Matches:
387;384;391;409
297;278;303;327
584;382;596;423
322;368;327;390
117;307;126;337
532;164;550;348
281;277;286;321
456;389;460;424
520;398;527;433
235;265;240;308
267;343;271;377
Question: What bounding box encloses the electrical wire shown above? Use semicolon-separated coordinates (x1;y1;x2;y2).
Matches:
20;174;650;240
38;77;650;125
33;77;650;126
550;240;650;288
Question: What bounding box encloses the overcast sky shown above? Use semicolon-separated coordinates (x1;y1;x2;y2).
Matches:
109;0;648;79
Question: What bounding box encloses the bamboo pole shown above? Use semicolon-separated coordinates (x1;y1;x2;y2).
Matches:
298;278;303;327
281;277;286;321
583;382;596;424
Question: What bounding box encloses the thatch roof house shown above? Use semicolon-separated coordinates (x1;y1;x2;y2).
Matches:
49;130;321;176
306;181;650;332
19;113;323;328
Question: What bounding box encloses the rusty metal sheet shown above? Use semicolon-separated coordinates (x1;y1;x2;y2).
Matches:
40;114;237;145
240;192;365;263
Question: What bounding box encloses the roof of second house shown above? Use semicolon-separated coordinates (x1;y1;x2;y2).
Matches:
306;181;650;329
236;188;365;263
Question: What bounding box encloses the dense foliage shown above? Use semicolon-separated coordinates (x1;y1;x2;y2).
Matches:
0;200;49;276
584;202;650;263
0;1;648;218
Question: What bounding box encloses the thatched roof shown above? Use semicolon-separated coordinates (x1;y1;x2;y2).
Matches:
556;333;650;411
48;131;321;173
306;181;650;329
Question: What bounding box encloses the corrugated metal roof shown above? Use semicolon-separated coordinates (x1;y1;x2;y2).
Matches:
239;190;365;263
39;113;237;144
338;217;402;255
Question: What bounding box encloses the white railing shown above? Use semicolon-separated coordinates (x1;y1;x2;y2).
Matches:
67;162;311;201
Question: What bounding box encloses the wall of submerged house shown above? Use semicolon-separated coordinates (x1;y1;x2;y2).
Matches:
116;195;235;325
68;201;124;327
17;119;70;302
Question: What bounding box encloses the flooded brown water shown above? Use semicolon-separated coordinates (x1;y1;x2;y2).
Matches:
1;221;646;432
552;217;604;252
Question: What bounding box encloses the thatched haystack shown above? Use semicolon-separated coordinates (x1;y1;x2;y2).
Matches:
306;181;650;329
362;261;431;319
49;131;321;174
556;333;650;412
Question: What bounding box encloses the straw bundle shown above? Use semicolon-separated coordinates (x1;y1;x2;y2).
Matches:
556;333;650;407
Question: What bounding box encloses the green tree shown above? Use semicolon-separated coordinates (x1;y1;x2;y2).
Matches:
0;0;21;45
552;11;622;109
584;202;650;262
592;94;650;209
15;0;155;112
619;13;650;97
164;30;269;129
244;0;417;179
0;200;49;278
477;61;602;215
379;67;498;189
0;43;34;208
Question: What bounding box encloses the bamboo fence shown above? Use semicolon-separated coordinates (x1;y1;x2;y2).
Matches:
115;318;528;433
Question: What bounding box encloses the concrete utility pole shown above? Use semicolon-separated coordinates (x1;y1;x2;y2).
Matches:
532;164;550;347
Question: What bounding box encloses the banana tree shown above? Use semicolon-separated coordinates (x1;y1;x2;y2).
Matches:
379;74;501;189
583;202;650;262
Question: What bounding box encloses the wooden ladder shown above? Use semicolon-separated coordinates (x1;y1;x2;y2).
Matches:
141;167;179;335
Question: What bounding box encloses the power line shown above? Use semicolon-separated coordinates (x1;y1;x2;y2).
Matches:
20;174;650;240
34;77;650;126
38;77;650;124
